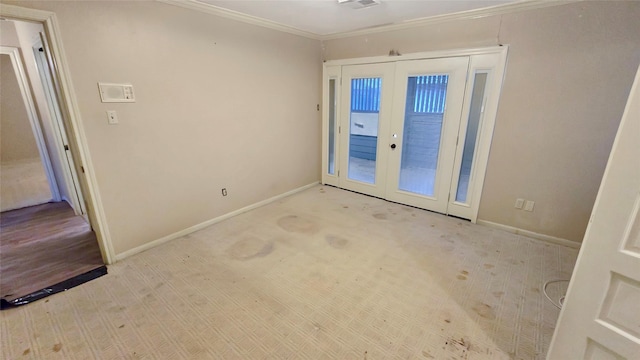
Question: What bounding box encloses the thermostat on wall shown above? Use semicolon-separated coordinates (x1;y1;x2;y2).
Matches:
98;82;135;103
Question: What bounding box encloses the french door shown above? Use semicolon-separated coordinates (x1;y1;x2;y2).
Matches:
385;57;469;213
322;49;507;222
337;62;395;198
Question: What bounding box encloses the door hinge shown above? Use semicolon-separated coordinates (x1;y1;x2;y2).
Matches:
64;144;70;151
339;126;341;134
456;136;459;146
81;166;85;173
338;170;340;177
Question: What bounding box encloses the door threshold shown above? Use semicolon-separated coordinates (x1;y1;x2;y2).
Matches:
1;265;107;310
323;184;470;221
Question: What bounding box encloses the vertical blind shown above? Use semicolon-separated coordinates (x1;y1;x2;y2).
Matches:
351;78;382;113
411;75;448;114
350;75;449;114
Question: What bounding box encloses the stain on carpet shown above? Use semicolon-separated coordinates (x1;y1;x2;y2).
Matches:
277;215;318;234
226;237;273;260
325;234;348;249
373;213;387;220
472;302;496;320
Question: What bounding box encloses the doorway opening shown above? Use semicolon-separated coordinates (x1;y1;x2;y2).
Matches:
0;17;106;308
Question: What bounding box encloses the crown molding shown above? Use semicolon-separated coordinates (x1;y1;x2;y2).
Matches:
156;0;322;40
0;3;54;21
323;0;582;40
157;0;581;41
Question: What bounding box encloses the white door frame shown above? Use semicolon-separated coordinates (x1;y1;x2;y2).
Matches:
0;4;115;264
322;46;508;222
32;35;87;218
0;46;60;202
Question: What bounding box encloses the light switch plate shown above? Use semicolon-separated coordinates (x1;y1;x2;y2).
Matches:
107;110;118;124
515;198;525;209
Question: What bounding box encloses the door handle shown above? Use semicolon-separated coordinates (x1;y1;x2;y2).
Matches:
390;144;396;149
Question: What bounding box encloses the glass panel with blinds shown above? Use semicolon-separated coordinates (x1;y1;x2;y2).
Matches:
348;78;382;184
398;75;449;196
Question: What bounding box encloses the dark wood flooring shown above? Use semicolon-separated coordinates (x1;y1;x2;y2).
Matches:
0;202;104;301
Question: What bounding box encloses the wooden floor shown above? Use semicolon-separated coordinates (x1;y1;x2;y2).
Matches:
0;202;104;302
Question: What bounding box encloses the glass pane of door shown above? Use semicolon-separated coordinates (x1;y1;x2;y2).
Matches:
398;75;449;196
455;72;487;203
327;78;337;175
348;78;381;184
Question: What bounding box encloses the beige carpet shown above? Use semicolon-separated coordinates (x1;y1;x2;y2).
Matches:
1;159;52;212
0;185;578;359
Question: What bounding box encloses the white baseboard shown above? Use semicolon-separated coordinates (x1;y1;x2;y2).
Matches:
115;182;320;261
476;219;581;249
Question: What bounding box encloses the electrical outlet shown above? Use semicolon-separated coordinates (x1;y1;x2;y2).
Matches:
515;198;525;209
524;200;535;212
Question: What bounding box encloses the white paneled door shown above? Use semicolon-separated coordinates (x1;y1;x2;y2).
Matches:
547;66;640;359
323;49;507;221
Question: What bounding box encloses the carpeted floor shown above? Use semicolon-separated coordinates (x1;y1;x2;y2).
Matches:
0;185;578;359
1;159;52;212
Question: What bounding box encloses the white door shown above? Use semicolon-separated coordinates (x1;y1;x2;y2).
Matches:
339;58;470;213
338;62;395;198
323;48;507;221
547;66;640;359
385;57;468;213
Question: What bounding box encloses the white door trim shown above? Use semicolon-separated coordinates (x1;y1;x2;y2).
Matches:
324;46;507;67
0;46;60;202
0;4;115;264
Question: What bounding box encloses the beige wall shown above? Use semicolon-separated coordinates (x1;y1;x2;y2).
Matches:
5;1;322;255
323;1;640;242
0;54;41;163
0;20;20;47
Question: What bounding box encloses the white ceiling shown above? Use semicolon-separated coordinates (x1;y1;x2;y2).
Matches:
197;0;519;36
